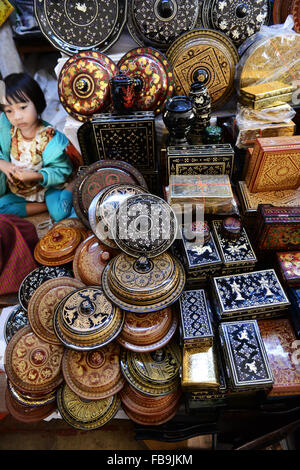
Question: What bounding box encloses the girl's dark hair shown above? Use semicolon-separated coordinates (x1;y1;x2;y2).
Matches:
0;73;46;114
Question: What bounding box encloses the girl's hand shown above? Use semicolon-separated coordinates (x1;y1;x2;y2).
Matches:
0;161;18;182
12;168;43;183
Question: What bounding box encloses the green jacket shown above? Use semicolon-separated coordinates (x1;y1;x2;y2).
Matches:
0;112;73;197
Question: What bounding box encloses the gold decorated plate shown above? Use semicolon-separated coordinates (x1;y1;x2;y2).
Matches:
238;33;300;89
117;47;175;115
72;160;148;227
4;326;64;396
57;383;121;431
62;343;125;400
53;286;125;350
34;226;85;266
88;183;149;249
58;50;117;122
102;252;186;313
73;235;119;285
117;309;179;352
27;277;85;345
166;28;239;108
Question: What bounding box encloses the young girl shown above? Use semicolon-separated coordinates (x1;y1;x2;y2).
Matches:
0;72;77;222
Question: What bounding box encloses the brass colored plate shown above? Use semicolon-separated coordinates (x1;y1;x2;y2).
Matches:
102;252;186;313
62;343;125;400
58;50;117;122
57;383;121;430
27;277;85;345
4;326;64;396
166;28;239;109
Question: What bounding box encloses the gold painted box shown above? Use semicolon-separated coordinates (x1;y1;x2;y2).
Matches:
239;81;296;110
172;224;222;287
179;289;214;347
219;320;274;392
77;111;160;194
212;269;290;321
211;220;257;275
166;143;235;181
181;344;220;392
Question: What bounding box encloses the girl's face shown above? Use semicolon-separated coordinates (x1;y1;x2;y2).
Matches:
2;95;38;134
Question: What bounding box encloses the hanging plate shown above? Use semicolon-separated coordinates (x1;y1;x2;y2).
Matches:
34;0;127;56
27;277;85;346
112;193;178;258
204;0;271;47
62;343;125;400
72;160;148;227
58;50;118;122
4;326;64;396
57;383;121;430
117;47;175;115
127;0;199;51
88;183;149;249
102;252;186;313
4;305;28;344
166;29;239;109
18;266;73;311
73;235;119;285
34;226;85;266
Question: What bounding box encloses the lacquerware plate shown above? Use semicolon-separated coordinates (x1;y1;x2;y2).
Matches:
34;0;127;56
4;305;28;344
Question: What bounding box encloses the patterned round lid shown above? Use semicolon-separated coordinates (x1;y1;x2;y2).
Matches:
18;266;73;311
127;0;199;51
73;235;119;285
35;0;127;56
27;277;85;346
112;193;178;258
57;383;121;430
4;326;64;395
202;0;270;46
72;160;148;227
34;226;85;266
102;251;186;313
239;33;300;89
166;29;239;109
88;183;149;249
117;47;175;115
58;50;117;122
62;343;125;400
4;305;28;344
54;286;124;350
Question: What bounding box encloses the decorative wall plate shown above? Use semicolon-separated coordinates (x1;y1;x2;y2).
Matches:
34;0;127;56
4;305;28;344
117;47;175;115
4;326;64;396
72;160;148;227
238;33;300;89
88;184;149;249
117;308;178;352
202;0;270;46
112;193;178;258
73;235;119;285
5;388;57;423
27;277;85;346
18;266;73;311
58;50;117;122
62;343;125;400
273;0;294;24
34;226;86;266
166;29;239;109
102;252;186;313
53;286;124;350
57;383;121;430
127;0;199;51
